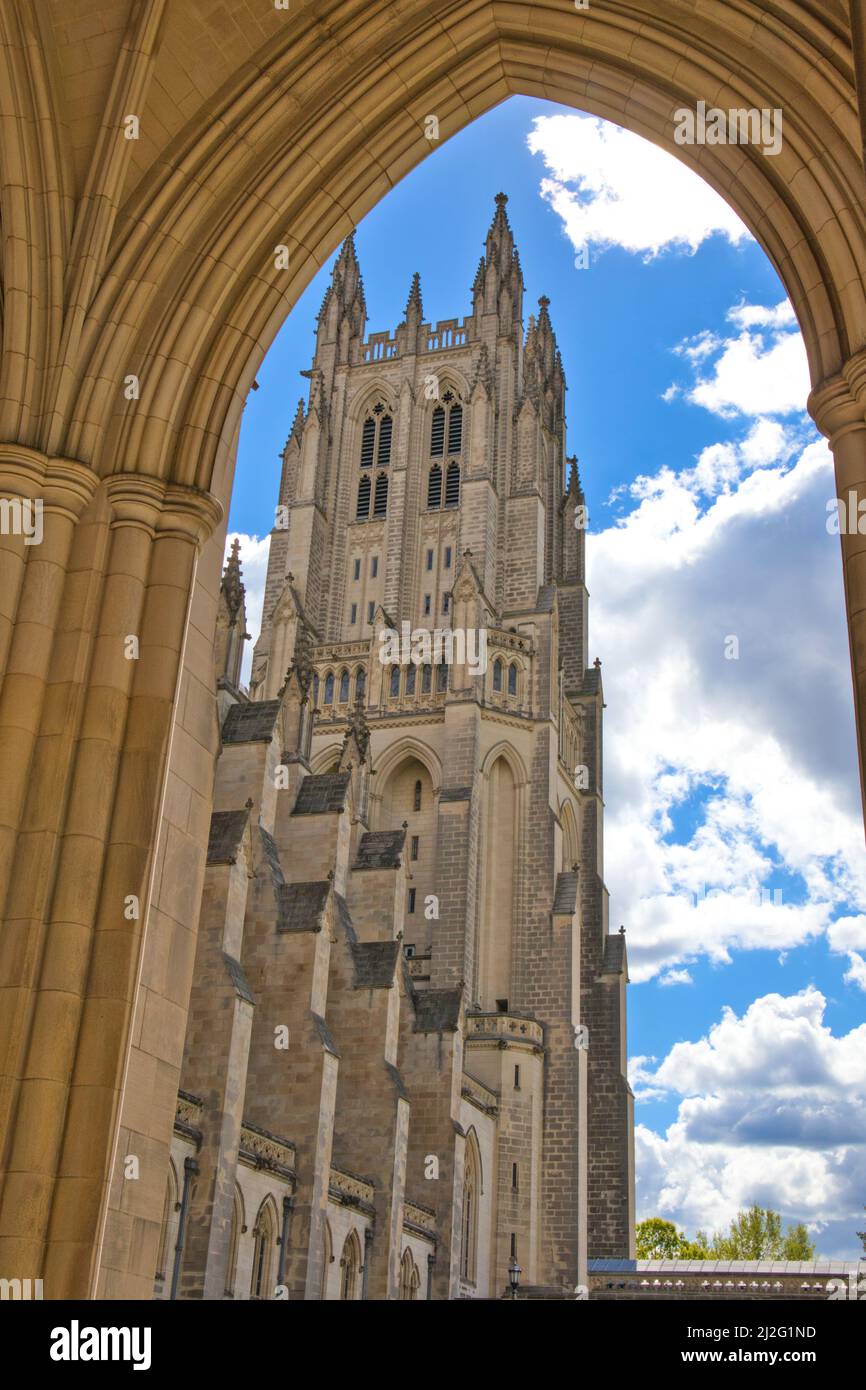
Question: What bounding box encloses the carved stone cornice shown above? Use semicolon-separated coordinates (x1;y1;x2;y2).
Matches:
465;1011;544;1051
238;1121;296;1179
329;1165;375;1213
403;1200;437;1241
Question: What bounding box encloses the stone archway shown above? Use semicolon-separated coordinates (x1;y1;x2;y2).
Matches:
0;0;864;1299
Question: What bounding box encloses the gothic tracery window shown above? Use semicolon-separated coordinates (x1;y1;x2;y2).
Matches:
430;392;463;457
460;1133;482;1285
399;1248;420;1300
358;403;392;519
250;1199;277;1299
508;663;518;696
339;669;350;703
339;1230;362;1300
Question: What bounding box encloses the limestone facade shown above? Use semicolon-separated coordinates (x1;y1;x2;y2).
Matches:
155;200;633;1298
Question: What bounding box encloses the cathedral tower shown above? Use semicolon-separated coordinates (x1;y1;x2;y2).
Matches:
163;196;633;1301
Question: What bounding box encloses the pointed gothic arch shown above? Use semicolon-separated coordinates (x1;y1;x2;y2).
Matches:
339;1228;363;1301
250;1196;278;1300
5;1;866;1300
321;1219;334;1299
399;1247;421;1300
560;799;580;874
477;754;519;1010
154;1159;178;1292
226;1184;245;1298
460;1129;483;1285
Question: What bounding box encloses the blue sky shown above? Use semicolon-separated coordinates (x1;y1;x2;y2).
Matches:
230;96;866;1258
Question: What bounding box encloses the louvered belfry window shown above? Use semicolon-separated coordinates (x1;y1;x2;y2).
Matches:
373;472;389;517
427;463;442;509
357;403;392;520
447;403;463;454
360;416;376;468
445;461;460;508
430;406;445;457
377;412;392;466
428;391;462;509
431;391;463;458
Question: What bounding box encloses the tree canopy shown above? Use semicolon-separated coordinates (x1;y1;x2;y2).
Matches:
636;1206;816;1261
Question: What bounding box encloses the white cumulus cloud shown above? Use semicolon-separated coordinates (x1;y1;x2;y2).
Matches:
526;113;751;259
635;989;866;1255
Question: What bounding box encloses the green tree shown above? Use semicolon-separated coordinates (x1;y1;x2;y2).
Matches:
636;1207;815;1261
635;1217;692;1259
857;1208;865;1254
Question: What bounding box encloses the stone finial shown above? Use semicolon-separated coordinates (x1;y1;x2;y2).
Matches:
342;684;370;761
405;270;423;321
221;537;245;620
495;191;508;207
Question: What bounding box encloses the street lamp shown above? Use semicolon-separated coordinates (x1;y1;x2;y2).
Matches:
508;1256;522;1300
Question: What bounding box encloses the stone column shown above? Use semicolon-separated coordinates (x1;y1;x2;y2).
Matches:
0;465;221;1298
809;348;866;829
0;448;99;1163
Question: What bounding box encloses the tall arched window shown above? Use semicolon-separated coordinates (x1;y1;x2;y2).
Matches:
360;404;392;467
321;1220;333;1299
377;412;393;465
447;403;463;454
324;671;334;704
431;392;463;457
421;664;432;694
225;1185;243;1298
493;659;503;692
413;779;422;811
250;1199;277;1299
154;1161;177;1292
313;673;320;706
436;662;448;692
427;463;442;509
339;1230;362;1300
430;405;445;456
461;1133;482;1284
361;415;376;467
373;471;389;517
339;669;350;703
355;667;366;700
390;665;401;698
445;461;460;507
508;663;518;696
356;473;371;519
405;664;416;695
400;1248;420;1300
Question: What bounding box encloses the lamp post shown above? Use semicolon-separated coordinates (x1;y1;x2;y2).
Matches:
508;1256;522;1300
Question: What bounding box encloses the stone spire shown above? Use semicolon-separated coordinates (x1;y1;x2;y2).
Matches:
340;685;371;765
471;191;524;332
524;295;565;426
288;397;305;446
405;271;423;324
315;231;367;358
221;537;245;621
215;538;249;689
